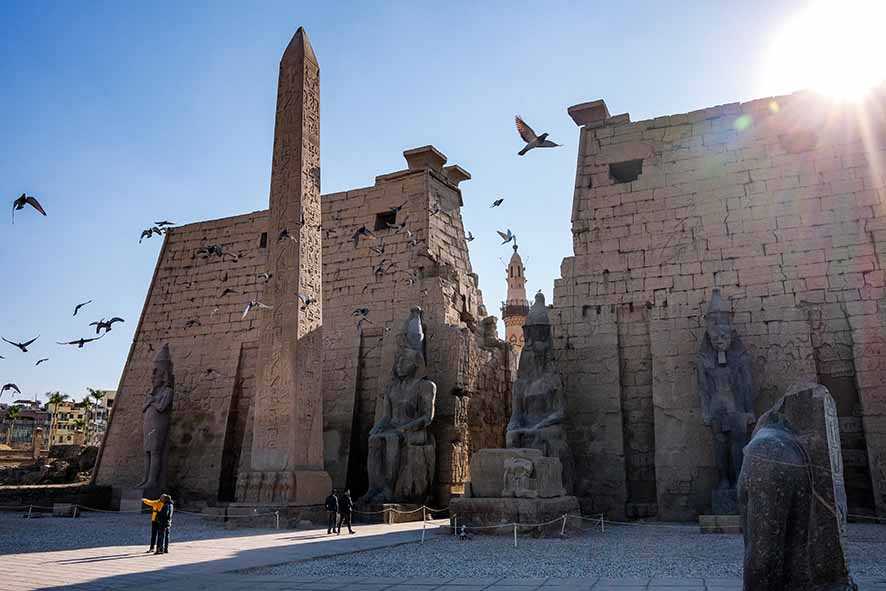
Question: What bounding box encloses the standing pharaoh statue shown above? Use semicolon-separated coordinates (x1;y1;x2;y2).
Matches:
507;292;574;492
136;343;174;496
364;307;437;503
696;288;755;513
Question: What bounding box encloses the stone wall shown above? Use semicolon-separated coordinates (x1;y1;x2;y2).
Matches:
95;211;269;502
97;148;512;507
555;91;886;519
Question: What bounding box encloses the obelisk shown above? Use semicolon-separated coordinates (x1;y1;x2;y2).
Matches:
237;26;330;505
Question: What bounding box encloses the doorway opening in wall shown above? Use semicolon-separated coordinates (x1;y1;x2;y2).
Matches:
609;159;643;183
374;211;397;231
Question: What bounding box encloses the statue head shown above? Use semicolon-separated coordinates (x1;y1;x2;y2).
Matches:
704;289;733;353
394;348;422;380
523;292;552;355
151;344;174;390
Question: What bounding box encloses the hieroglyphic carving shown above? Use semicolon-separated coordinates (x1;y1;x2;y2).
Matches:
239;27;329;503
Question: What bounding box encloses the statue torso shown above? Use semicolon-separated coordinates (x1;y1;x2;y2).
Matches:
387;378;427;427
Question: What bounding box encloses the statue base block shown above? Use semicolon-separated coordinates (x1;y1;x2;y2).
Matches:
356;503;426;524
699;514;742;534
116;488;151;513
235;469;331;506
711;488;738;515
449;496;580;536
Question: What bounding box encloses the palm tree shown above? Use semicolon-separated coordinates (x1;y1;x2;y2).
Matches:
86;388;105;445
72;418;86;446
5;405;22;446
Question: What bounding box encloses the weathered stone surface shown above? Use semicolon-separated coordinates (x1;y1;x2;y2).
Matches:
136;344;174;498
465;448;565;499
449;495;579;533
364;308;437;503
507;292;574;492
697;288;755;513
738;382;856;591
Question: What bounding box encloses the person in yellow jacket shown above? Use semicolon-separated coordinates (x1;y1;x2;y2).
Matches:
142;496;165;553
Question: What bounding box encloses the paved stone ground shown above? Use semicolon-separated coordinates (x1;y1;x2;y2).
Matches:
1;511;885;590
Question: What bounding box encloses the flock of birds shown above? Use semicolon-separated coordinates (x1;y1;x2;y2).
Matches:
3;114;559;399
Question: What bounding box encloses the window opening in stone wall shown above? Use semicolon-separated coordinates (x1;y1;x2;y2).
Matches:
609;159;643;183
259;232;268;249
374;211;397;231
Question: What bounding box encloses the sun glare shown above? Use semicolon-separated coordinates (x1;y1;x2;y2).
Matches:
761;0;886;102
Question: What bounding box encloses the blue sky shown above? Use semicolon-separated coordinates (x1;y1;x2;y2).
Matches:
0;0;814;401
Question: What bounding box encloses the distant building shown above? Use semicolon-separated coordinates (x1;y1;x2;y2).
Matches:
501;244;529;355
0;401;50;448
88;390;116;446
48;400;87;446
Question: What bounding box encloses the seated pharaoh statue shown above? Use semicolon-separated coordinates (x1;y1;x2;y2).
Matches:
507;292;574;492
363;307;437;503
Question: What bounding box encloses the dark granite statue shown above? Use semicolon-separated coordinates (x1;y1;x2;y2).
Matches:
136;343;174;495
507;292;573;492
738;383;856;591
696;288;755;512
364;307;437;502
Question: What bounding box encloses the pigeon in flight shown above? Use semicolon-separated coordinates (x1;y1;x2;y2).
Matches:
369;238;386;256
430;202;442;217
373;259;397;278
352;226;376;248
154;220;175;227
35;358;49;366
2;336;39;353
515;115;560;156
197;244;238;261
12;194;47;223
389;201;407;215
490;198;504;208
139;227;164;243
353;307;372;331
1;383;21;396
73;300;92;316
184;319;202;328
57;335;104;348
278;228;297;242
297;293;316;310
219;288;239;297
242;300;272;319
497;229;516;245
257;272;273;282
89;317;125;335
466;231;475;242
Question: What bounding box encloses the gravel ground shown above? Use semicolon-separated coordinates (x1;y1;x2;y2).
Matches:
0;508;272;554
243;522;886;579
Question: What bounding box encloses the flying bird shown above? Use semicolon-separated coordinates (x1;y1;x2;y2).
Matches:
353;307;372;331
490;198;504;208
1;383;21;396
73;300;92;316
57;335;104;348
297;293;316;310
219;288;239;297
242;300;272;319
35;358;49;366
278;228;297;242
197;244;238;261
430;202;442;217
184;319;201;328
497;229;516;245
373;259;397;278
12;193;46;223
351;226;376;248
515;115;560;156
369;238;386;256
89;317;125;335
389;202;407;215
257;272;273;282
2;336;39;353
466;231;475;242
386;220;407;232
154;220;175;227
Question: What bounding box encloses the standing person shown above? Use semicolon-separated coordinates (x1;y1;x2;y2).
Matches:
337;489;355;535
324;489;339;534
155;494;173;554
142;496;166;553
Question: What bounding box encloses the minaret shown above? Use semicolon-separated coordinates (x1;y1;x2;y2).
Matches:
237;26;331;505
501;244;529;354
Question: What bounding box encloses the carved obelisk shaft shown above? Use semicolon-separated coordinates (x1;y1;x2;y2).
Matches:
242;27;329;504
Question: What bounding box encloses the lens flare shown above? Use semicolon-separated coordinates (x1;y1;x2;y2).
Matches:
760;0;886;102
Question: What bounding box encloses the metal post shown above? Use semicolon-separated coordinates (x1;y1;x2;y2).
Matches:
73;505;79;519
421;511;427;544
27;505;32;519
275;511;280;530
513;523;517;548
600;513;605;533
560;513;567;536
453;514;457;536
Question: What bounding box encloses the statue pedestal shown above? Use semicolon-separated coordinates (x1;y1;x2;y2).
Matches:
699;514;742;534
235;469;331;506
116;488;150;513
357;503;426;524
451;448;577;536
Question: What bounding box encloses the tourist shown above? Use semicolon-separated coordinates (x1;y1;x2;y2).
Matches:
142;495;166;553
324;489;339;534
337;489;354;534
155;493;173;555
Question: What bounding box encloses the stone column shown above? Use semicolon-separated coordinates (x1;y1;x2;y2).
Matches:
237;26;330;505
